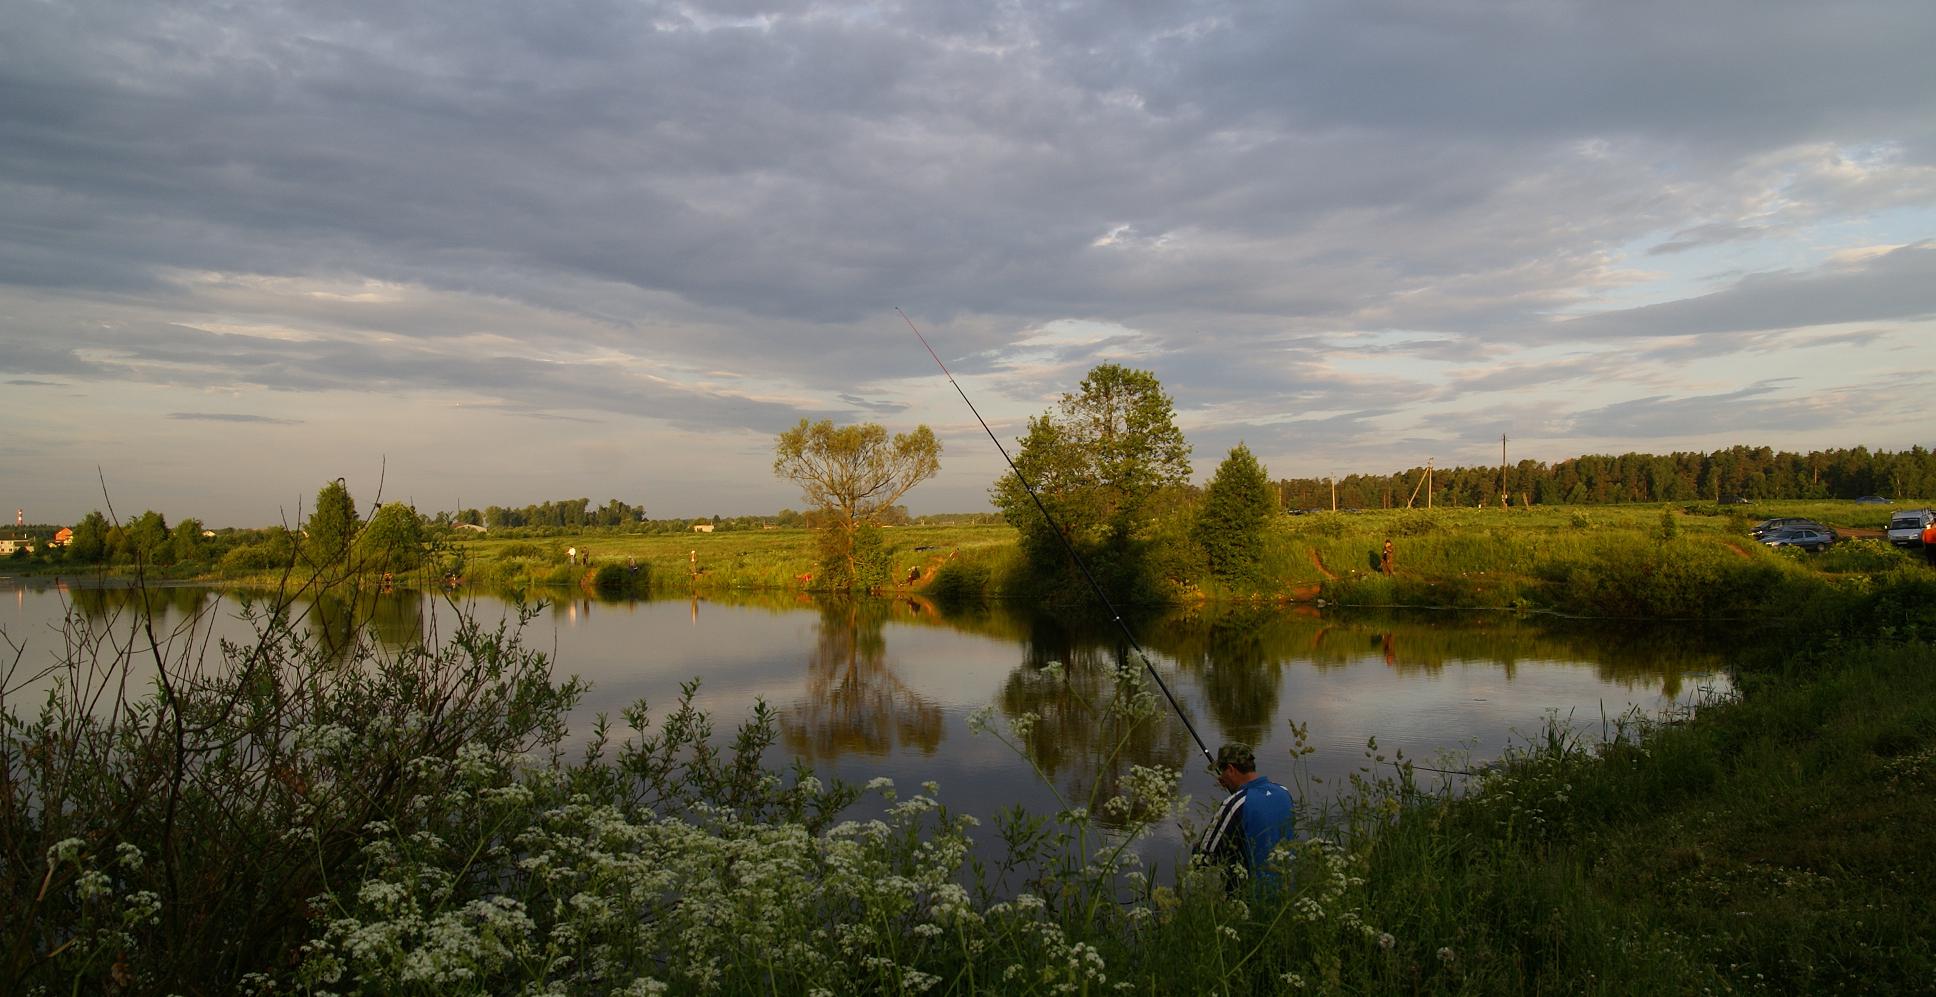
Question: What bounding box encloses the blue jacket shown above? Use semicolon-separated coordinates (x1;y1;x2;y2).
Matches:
1196;775;1295;878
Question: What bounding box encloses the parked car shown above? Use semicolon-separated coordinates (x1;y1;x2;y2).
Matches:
1855;495;1890;505
1751;517;1828;539
1887;509;1936;547
1762;527;1836;553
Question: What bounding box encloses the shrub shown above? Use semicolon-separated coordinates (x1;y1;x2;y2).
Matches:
219;537;296;572
1815;538;1913;574
928;560;991;608
592;561;649;598
2;592;585;992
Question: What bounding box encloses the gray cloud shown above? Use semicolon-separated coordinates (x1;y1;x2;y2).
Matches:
2;0;1933;518
167;412;303;425
1562;373;1934;439
1553;243;1936;339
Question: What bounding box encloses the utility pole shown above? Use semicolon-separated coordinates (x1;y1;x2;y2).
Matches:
1330;476;1337;512
1500;434;1509;509
1427;458;1434;510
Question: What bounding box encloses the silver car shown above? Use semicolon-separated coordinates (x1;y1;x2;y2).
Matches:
1762;527;1836;553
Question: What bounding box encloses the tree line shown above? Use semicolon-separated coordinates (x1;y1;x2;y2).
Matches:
43;481;430;576
1276;445;1936;510
453;497;645;529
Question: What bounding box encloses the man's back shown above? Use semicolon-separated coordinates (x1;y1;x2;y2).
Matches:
1198;775;1296;878
1235;776;1294;873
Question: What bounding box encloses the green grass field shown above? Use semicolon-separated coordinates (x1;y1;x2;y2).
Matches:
428;499;1931;618
444;522;1021;596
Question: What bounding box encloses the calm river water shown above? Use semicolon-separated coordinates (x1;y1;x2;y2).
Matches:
2;578;1730;861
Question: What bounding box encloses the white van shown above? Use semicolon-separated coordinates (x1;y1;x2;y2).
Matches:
1887;509;1935;547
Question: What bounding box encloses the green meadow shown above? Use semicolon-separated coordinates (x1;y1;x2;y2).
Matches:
437;500;1929;621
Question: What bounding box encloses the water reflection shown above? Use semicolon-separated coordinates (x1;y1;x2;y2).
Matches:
9;581;1734;825
994;613;1199;811
67;584;215;622
781;599;944;760
58;584;437;666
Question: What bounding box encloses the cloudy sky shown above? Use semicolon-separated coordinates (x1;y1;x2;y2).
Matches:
3;0;1933;526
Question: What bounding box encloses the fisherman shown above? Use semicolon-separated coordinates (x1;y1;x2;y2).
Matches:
1194;743;1295;889
1381;538;1394;576
1923;519;1936;567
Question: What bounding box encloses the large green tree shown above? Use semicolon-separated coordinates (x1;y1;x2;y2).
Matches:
69;510;109;563
171;517;205;565
126;510;172;566
993;362;1192;601
1194;444;1274;584
774;420;941;591
355;503;428;573
305;479;361;570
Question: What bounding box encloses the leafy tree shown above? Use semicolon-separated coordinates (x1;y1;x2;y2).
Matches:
355;503;427;573
993;362;1191;601
69;511;109;563
1195;444;1274;584
127;511;172;566
220;527;298;572
305;479;360;570
171;517;205;564
774;420;941;590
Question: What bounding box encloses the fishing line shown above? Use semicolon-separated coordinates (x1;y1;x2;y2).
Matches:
898;307;1215;769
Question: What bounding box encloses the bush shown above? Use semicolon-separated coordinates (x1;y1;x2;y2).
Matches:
219;538;296;572
592;561;649;598
2;592;586;992
1815;538;1913;573
928;561;991;608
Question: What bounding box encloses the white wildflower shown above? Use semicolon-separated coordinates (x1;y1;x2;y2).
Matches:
46;837;86;867
74;869;112;901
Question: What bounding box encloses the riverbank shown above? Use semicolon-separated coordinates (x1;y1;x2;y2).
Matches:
14;501;1927;622
402;500;1936;620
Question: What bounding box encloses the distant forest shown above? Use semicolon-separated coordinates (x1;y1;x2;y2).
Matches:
453;498;646;529
446;499;1002;533
410;445;1936;526
1275;445;1936;510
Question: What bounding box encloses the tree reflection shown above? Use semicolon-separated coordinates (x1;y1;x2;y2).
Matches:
780;597;943;761
1163;605;1284;748
995;613;1198;819
302;587;430;663
66;585;213;625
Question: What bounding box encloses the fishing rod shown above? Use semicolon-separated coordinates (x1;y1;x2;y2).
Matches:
898;308;1216;770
